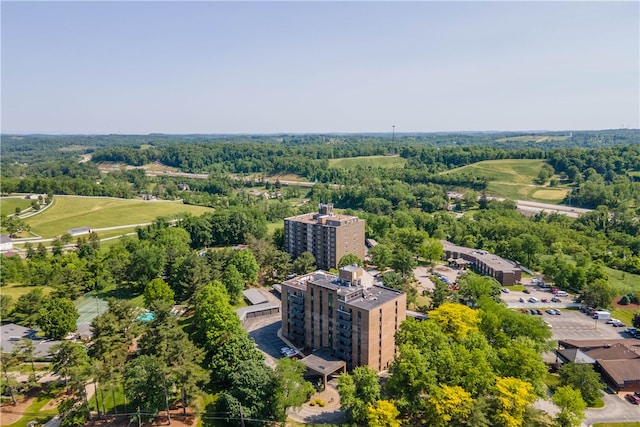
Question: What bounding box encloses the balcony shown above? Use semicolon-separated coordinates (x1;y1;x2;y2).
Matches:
336;317;351;329
335;342;352;357
336;308;352;318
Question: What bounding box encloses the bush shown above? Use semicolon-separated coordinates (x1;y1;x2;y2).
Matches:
619;295;630;305
309;398;325;407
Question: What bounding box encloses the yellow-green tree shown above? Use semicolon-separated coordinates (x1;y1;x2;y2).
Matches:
366;400;402;427
429;302;480;339
426;384;472;426
493;377;536;427
552;385;586;427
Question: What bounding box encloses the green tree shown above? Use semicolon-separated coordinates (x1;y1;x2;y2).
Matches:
291;251;316;275
0;295;13;322
37;297;79;340
230;249;259;284
370;244;393;269
579;279;615;309
273;357;314;423
50;341;91;426
222;264;245;305
419;238;444;266
337;366;381;424
143;278;175;308
338;253;363;268
552;385;586;427
391;247;416;277
457;272;502;305
125;355;168;423
558;363;603;406
0;348;21;405
139;307;207;416
429;278;455;309
12;289;44;327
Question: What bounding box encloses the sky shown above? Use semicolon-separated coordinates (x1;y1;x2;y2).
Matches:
1;1;639;134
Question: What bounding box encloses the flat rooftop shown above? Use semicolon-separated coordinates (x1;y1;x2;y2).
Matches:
285;212;362;226
442;240;519;273
282;270;404;310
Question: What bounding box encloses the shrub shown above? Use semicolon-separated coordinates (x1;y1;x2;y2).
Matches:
620;295;630;305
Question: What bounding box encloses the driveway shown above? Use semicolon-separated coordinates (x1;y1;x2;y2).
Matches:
243;313;288;368
582;390;640;426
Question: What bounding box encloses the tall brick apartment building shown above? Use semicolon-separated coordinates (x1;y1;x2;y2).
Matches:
281;266;406;371
284;204;365;270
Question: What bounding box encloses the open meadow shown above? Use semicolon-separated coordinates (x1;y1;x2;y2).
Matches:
443;159;571;203
24;196;213;238
0;198;34;216
328;155;407;169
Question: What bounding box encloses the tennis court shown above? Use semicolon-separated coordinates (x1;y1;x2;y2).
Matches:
75;293;110;328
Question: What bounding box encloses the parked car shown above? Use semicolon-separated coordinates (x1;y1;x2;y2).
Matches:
502;288;510;293
541;298;549;303
612;320;625;327
551;297;561;303
535;309;543;315
519;298;526;303
623;327;638;337
528;297;540;303
625;394;640;405
553;309;562;315
545;309;555;315
523;289;531;294
606;318;619;324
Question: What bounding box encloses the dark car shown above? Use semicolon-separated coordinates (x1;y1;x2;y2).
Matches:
551;297;561;303
523;289;531;294
541;298;549;303
536;309;543;315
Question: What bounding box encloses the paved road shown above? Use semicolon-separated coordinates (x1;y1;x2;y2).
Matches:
583;390;640;426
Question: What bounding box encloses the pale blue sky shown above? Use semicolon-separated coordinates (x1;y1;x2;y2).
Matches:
2;1;638;134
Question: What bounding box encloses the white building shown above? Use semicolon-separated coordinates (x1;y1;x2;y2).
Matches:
0;234;13;252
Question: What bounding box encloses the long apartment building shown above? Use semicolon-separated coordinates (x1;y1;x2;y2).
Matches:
284;204;365;270
442;240;522;285
281;265;406;371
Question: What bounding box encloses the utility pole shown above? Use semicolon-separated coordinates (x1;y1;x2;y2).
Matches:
239;402;246;427
392;125;395;142
137;406;141;427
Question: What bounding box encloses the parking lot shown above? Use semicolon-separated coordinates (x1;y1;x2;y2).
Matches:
244;313;289;367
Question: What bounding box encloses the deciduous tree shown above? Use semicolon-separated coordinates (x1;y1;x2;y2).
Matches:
553;385;586;427
37;297;79;340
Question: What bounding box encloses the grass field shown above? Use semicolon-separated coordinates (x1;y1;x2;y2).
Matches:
24;196;213;238
3;387;59;427
0;283;55;300
593;423;640;427
606;267;640;295
495;135;571;143
0;198;33;216
445;159;545;184
328;155;407;169
443;159;572;203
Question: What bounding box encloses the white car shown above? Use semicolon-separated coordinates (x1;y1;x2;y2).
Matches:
606;318;619;324
528;297;540;303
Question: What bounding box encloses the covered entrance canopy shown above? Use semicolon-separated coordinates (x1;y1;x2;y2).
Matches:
300;348;347;387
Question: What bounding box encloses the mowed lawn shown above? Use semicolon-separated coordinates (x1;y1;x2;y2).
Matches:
444;159;571;203
25;196;213;238
444;159;545;184
0;198;33;216
328;155;407;169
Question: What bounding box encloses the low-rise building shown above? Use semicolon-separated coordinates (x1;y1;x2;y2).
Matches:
441;240;522;285
0;234;13;252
